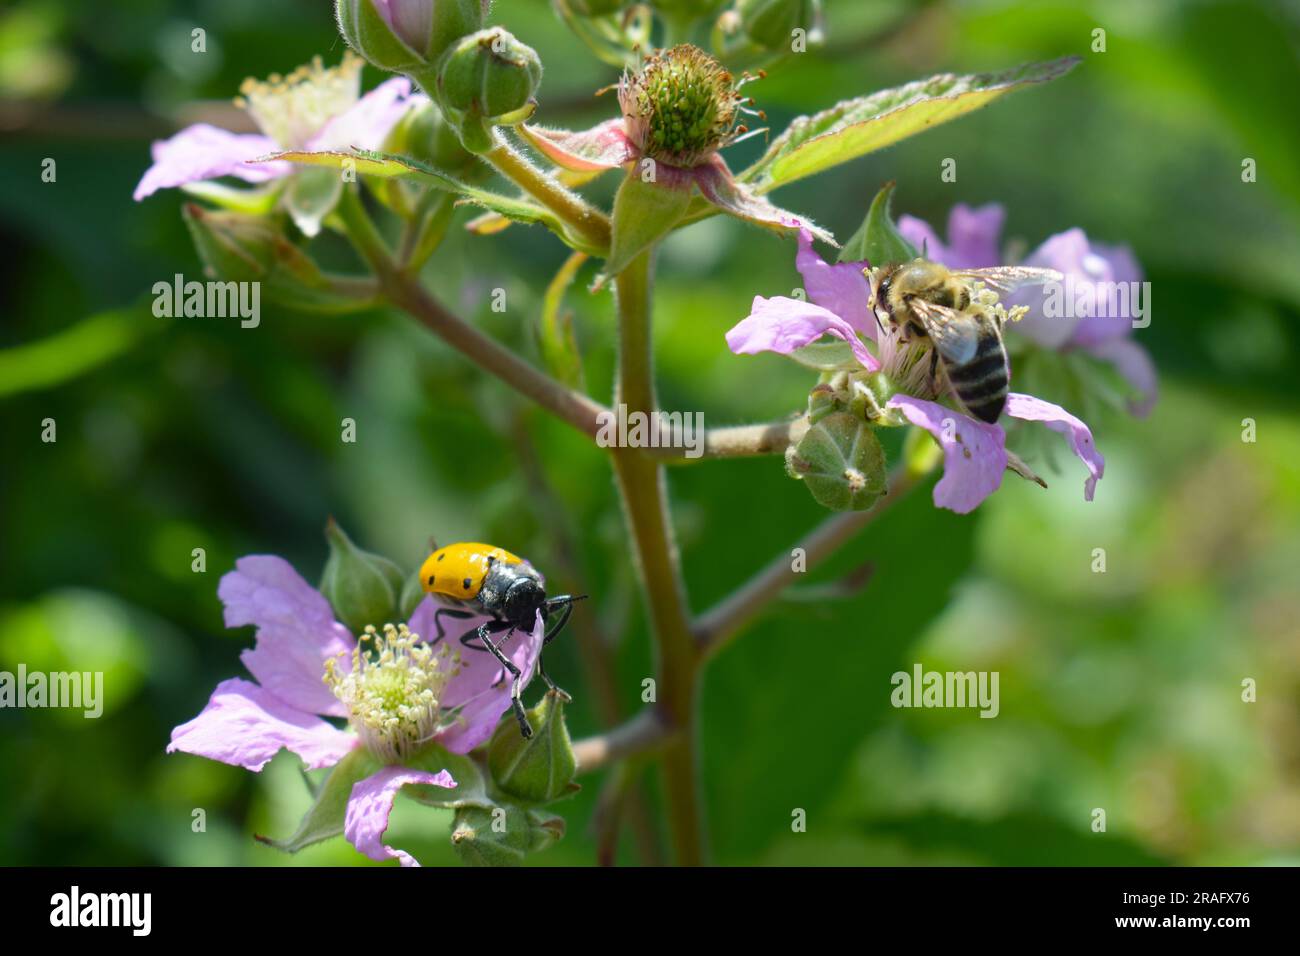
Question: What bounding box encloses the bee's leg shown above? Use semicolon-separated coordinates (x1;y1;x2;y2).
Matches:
928;348;941;393
476;621;532;737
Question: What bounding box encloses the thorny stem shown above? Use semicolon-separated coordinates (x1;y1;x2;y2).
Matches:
483;131;612;253
610;250;705;866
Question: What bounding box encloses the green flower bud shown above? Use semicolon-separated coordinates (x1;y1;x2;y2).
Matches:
450;805;566;867
398;566;426;620
182;205;278;282
787;411;887;511
437;28;542;153
734;0;820;52
319;518;405;635
335;0;484;77
382;97;477;173
487;691;579;804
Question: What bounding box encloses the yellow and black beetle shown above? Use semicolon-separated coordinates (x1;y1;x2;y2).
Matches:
419;542;584;738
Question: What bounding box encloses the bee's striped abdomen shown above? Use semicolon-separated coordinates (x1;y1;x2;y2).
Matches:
946;333;1009;424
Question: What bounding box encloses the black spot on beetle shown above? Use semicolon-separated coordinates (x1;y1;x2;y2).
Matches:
437;553;445;561
463;578;472;590
427;575;435;585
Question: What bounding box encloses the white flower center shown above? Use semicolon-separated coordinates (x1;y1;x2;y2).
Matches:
324;623;459;764
235;53;363;150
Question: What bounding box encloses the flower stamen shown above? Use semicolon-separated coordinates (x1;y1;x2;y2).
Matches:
324;623;459;764
235;53;364;149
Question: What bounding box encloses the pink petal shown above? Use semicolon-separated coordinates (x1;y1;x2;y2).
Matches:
1005;393;1105;500
1085;337;1157;418
694;156;835;245
898;203;1003;269
944;203;1005;269
345;765;456;867
1065;240;1145;349
167;678;355;772
1007;228;1092;349
795;229;875;338
887;395;1007;514
373;0;433;57
726;295;881;372
897;214;942;261
519;120;638;172
436;608;545;755
220;555;354;718
309;78;420;153
134;124;288;201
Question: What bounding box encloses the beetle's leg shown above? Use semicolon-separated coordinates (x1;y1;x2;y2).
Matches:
429;607;475;646
535;598;578;702
476;621;531;737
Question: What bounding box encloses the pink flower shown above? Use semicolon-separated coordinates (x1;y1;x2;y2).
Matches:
168;555;542;866
134;53;421;236
725;231;1105;514
899;204;1156;417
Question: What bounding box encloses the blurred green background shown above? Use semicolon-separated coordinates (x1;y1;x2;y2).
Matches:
2;0;1298;866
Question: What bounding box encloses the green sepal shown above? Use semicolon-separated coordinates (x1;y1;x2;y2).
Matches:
839;181;917;267
787;411;887;511
405;746;495;810
182;204;278;282
255;747;379;854
536;252;588;390
182;204;379;314
180;180;284;216
319;518;404;636
788;340;862;372
605;171;692;277
284;167;344;239
487;691;579;805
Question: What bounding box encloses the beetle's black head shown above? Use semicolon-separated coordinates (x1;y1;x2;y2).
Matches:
503;577;547;630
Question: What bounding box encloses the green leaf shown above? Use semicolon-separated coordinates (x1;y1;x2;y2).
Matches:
838;181;918;266
255;748;379;854
741;57;1080;193
605;172;692;277
262;148;606;255
0;307;148;398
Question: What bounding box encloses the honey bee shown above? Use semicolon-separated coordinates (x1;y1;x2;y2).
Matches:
868;259;1061;423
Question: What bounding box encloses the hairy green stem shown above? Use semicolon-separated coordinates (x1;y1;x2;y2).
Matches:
483;132;611;253
611;250;705;866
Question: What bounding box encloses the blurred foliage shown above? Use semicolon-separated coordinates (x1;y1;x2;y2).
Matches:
1;0;1298;866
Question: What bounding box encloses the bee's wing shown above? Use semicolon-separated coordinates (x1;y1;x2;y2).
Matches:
908;299;979;364
951;266;1062;295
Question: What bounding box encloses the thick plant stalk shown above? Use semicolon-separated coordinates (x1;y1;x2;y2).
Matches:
611;250;705;866
483;133;612;252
